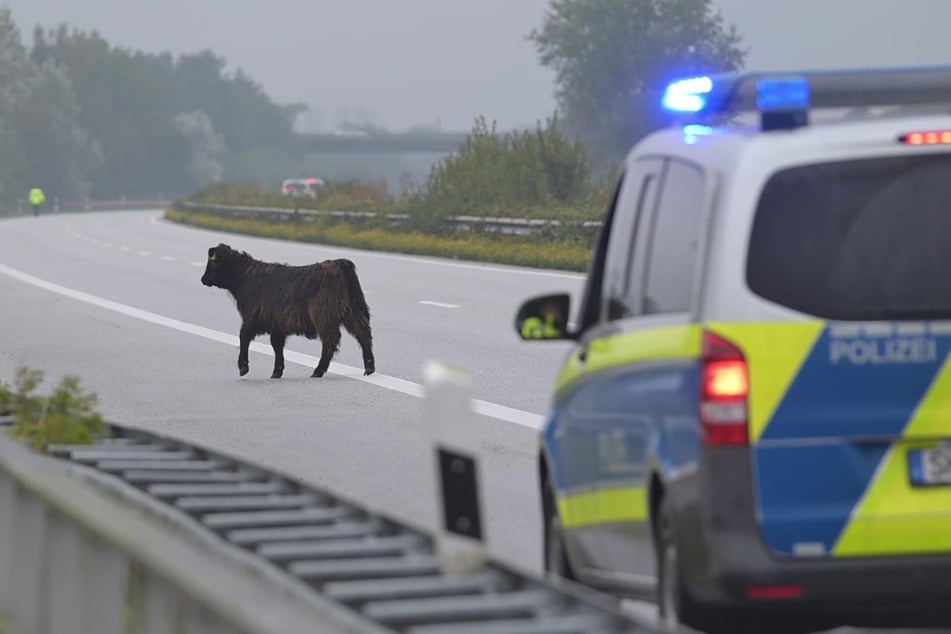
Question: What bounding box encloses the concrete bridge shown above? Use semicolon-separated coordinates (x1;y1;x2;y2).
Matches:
298;131;470;154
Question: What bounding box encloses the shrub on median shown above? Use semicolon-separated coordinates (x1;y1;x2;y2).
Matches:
1;366;109;452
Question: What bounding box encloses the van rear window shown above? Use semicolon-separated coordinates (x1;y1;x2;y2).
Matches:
747;152;951;321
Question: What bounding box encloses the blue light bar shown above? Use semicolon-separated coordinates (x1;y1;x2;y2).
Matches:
662;76;713;113
756;77;810;112
658;65;951;130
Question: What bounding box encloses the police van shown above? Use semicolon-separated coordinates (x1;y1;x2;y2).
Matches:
515;66;951;633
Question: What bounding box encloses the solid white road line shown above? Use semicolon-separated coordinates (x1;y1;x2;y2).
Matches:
0;261;545;430
419;301;460;309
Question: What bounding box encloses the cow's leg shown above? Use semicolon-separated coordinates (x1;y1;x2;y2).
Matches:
270;333;286;379
311;326;341;378
343;312;375;376
238;323;254;376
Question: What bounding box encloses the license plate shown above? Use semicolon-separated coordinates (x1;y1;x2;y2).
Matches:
908;446;951;486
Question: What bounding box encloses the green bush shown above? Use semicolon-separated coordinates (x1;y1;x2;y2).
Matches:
411;114;601;233
1;367;109;452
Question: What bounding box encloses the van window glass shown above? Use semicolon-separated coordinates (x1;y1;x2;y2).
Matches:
641;160;706;314
747;153;951;320
600;159;663;321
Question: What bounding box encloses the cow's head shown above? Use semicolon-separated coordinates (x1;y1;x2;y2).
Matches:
201;243;241;289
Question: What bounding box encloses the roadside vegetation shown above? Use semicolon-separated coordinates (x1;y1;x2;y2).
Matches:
0;366;109;453
161;0;746;270
166;115;606;271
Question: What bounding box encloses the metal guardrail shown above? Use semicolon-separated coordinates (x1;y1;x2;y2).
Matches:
0;361;652;634
173;201;604;236
0;415;372;634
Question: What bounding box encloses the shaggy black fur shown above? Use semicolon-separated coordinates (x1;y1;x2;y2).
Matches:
201;243;375;378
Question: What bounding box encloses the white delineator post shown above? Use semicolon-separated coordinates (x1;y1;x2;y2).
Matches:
422;359;489;574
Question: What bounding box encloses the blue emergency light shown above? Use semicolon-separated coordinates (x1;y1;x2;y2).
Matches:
661;76;714;113
660;65;951;132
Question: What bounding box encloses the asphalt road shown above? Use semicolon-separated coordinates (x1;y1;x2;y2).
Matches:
0;210;945;634
0;210;583;575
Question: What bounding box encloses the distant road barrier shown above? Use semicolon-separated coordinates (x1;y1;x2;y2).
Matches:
0;361;652;634
58;197;173;211
173;201;604;237
1;198;173;217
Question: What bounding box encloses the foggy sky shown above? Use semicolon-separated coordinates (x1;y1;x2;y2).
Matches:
5;1;951;132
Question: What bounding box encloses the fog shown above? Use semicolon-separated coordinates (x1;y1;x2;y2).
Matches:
7;1;951;132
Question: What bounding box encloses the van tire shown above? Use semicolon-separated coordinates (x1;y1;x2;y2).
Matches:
656;494;728;632
542;475;576;581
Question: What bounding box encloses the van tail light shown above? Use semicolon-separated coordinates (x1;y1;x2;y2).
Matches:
700;330;749;446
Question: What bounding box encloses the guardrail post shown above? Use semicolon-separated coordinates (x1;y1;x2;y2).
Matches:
12;489;49;634
0;477;15;618
422;360;488;575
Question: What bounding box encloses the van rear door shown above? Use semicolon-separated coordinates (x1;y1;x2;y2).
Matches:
738;150;951;558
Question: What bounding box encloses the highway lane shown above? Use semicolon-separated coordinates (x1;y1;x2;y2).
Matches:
33;210;586;415
0;211;943;633
0;210;585;581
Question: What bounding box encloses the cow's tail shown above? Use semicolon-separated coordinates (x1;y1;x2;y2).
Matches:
338;259;370;318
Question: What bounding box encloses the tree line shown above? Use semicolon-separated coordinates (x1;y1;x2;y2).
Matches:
0;8;304;205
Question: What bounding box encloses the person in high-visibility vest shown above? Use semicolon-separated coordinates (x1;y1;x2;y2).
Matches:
29;188;46;216
520;300;565;339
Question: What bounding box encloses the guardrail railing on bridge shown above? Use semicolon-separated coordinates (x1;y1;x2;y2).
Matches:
0;361;653;634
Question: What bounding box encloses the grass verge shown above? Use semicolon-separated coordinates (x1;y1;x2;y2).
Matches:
164;208;594;272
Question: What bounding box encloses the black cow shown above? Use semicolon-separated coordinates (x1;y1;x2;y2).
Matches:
200;243;375;379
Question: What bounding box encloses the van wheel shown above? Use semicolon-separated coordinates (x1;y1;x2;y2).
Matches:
656;495;726;633
655;498;812;634
542;476;576;581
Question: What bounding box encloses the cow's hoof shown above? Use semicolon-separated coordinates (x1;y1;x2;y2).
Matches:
364;359;375;376
270;371;283;379
311;369;325;378
239;365;249;377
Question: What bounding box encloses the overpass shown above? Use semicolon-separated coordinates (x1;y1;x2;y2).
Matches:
298;131;470;154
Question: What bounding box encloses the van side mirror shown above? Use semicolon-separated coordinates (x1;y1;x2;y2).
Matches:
515;293;573;341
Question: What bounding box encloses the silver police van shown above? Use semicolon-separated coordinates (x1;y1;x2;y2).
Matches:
516;66;951;633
